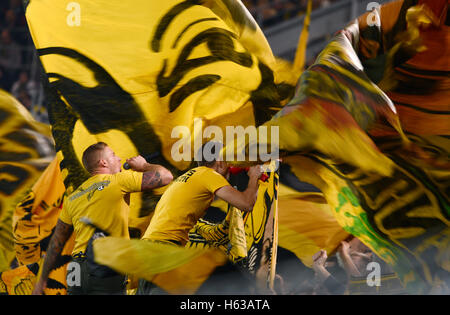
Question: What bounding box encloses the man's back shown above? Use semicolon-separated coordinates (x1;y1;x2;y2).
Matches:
143;166;229;245
60;171;142;255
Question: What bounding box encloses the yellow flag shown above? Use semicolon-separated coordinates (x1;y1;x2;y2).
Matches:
13;155;75;295
224;0;450;294
0;90;54;272
228;207;247;262
277;184;349;268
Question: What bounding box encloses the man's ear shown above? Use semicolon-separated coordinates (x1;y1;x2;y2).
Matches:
98;159;107;168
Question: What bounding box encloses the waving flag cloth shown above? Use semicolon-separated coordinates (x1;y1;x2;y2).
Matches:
0;91;71;295
277;184;350;268
25;0;297;293
240;0;449;294
7;155;75;295
0;90;54;273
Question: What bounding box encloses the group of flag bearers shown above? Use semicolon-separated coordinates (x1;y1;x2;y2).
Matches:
0;0;448;294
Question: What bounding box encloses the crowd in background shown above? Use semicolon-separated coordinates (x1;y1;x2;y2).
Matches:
0;0;46;122
243;0;339;27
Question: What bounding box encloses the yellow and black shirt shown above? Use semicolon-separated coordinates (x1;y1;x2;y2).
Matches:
60;171;142;255
142;166;229;245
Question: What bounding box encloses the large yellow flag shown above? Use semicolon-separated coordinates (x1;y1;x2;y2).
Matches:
25;0;295;293
277;184;349;268
0;90;54;272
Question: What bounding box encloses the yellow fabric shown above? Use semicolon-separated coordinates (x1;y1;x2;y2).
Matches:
277;184;349;267
0;233;75;295
270;1;449;293
11;155;76;295
0;89;54;272
143;166;229;245
185;207;248;263
242;161;279;291
189;218;230;249
60;171;142;255
292;0;312;73
25;0;300;221
0;263;37;295
13;156;66;265
151;248;227;294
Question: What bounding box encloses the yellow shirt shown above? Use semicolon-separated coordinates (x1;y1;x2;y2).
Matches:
143;166;229;245
60;171;142;255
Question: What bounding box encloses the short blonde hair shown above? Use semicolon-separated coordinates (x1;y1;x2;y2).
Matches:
82;142;108;174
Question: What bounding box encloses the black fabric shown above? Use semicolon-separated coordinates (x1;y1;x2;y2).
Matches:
85;228;119;278
66;257;126;295
323;275;347;295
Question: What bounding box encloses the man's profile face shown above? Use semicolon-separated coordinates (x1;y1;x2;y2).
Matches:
102;146;122;174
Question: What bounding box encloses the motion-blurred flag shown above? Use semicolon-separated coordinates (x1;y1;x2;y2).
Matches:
277;184;349;268
0;262;39;295
1;155;75;295
12;155;75;295
252;0;449;293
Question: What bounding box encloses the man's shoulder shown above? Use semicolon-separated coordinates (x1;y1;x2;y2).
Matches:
67;175;113;202
182;166;220;178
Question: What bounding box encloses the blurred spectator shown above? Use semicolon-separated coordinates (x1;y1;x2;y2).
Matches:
0;29;22;89
312;249;348;294
17;88;32;111
258;0;279;26
0;66;9;91
8;0;25;22
273;273;287;295
11;70;38;104
341;237;408;295
2;9;19;28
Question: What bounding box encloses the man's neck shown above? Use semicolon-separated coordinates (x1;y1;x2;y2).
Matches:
91;167;113;176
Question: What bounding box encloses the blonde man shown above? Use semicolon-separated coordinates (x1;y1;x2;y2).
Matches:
33;142;173;295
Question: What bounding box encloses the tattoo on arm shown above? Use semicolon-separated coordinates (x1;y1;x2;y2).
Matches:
40;219;73;281
141;171;162;191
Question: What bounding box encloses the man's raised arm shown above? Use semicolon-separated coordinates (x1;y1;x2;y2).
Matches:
126;155;173;190
215;165;262;212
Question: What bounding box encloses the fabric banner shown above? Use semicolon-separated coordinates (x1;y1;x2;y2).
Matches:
1;156;75;295
0;90;54;272
254;0;449;294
